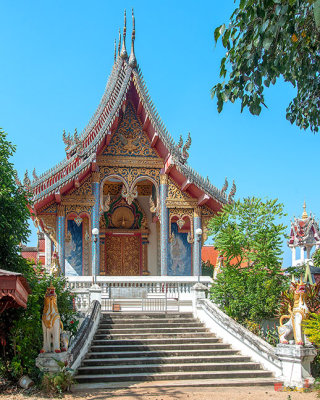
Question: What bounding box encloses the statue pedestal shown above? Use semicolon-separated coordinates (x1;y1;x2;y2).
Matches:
275;344;317;388
36;352;72;373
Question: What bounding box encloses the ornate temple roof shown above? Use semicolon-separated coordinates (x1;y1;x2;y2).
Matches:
24;11;236;212
288;202;320;247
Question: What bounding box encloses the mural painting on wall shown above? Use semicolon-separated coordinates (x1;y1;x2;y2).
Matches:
65;220;83;276
168;223;191;276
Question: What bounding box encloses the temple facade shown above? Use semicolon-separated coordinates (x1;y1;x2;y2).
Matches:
23;12;236;277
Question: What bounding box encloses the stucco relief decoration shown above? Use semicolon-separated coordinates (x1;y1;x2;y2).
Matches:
103;102;158;159
202;206;215;244
102;193;111;212
103;195;147;230
169;209;194;243
121;185;138;205
168;178;192;200
149;195;159;216
74;217;83;227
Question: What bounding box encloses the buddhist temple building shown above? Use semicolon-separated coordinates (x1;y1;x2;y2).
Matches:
23;11;236;277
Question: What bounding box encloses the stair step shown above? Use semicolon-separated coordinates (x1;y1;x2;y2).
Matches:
90;343;230;352
94;332;214;340
91;337;220;345
96;327;208;334
78;361;262;375
73;377;279;391
75;369;274;383
82;355;251;366
86;348;240;359
98;322;204;329
101;313;193;319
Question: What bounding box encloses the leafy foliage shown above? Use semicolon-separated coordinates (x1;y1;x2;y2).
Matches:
303;313;320;345
211;0;320;132
0;129;31;272
208;197;288;323
41;359;75;394
0;265;79;382
312;248;320;268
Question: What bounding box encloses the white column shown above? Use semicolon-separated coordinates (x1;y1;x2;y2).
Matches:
291;247;296;266
300;247;305;263
44;233;52;270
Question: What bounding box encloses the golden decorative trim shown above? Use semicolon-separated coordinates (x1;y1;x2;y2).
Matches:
57;205;65;216
160;174;168;185
92;172;100;183
61;196;95;206
194;207;202;218
166;198;198;209
97;155;163;169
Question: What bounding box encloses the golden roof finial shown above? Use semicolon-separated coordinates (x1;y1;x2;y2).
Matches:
129;8;137;68
302;200;308;220
120;10;128;59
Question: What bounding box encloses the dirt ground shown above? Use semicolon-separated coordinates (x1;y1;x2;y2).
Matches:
0;386;318;400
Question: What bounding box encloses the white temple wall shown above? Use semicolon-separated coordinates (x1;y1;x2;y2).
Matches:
138;196;158;275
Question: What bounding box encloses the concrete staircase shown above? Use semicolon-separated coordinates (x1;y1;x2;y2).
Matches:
74;313;278;389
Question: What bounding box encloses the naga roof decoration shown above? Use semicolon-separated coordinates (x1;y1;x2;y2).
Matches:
26;10;236;211
289;202;320;247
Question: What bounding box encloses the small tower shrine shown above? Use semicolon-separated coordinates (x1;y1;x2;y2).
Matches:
22;11;236;278
288;202;320;267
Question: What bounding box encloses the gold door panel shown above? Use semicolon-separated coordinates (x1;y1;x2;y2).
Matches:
105;234;141;276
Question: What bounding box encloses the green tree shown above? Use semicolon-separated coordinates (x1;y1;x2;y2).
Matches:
211;0;320;132
208;197;288;323
0;128;31;272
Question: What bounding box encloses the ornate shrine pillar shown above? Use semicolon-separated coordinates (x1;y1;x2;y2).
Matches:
193;207;202;276
160;174;169;276
44;233;52;271
56;205;65;274
91;172;100;277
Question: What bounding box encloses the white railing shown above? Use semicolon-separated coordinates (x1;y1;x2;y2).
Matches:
67;276;212;313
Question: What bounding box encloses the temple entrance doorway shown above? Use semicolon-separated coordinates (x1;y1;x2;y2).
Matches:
105;233;141;276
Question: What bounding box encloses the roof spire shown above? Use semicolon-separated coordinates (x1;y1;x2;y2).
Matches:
120;10;128;59
114;39;117;62
302;200;308;220
129;8;137;68
118;29;121;56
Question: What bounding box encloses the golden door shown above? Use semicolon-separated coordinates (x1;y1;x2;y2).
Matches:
105;235;141;276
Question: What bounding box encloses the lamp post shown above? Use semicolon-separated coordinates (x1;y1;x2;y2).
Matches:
92;228;99;283
195;227;203;283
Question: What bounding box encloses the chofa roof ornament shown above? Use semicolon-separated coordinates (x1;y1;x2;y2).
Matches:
120;10;128;59
128;9;137;68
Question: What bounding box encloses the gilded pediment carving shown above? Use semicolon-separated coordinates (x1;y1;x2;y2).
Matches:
103;102;160;159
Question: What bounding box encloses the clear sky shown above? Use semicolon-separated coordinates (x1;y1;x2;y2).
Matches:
1;1;319;268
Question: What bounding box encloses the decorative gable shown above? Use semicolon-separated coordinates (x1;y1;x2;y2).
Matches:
103;102;159;159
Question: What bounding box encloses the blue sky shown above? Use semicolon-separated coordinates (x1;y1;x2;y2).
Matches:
1;1;319;268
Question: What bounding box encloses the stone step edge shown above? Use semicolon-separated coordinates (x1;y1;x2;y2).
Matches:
77;361;260;371
85;349;239;357
82;355;250;363
72;378;280;391
75;369;273;380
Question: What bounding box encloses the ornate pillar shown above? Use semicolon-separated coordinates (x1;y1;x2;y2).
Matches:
193;207;202;276
44;233;52;271
160;174;169;276
56;205;65;274
91;172;100;277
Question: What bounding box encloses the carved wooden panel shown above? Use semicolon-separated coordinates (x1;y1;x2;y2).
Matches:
105;235;141;276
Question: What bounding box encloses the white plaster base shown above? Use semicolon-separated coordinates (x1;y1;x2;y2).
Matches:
275;344;317;388
36;352;72;373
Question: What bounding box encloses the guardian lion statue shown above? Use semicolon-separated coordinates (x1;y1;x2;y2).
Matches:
40;286;63;353
278;279;310;346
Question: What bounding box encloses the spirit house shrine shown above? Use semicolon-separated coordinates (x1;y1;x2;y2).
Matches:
24;12;236;278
